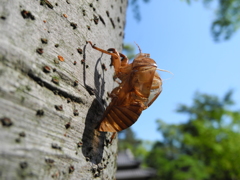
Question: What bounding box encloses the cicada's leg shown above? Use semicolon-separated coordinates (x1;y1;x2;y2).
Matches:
87;41;121;73
108;49;129;72
88;41;115;56
119;53;128;66
107;48;117;52
107;49;128;66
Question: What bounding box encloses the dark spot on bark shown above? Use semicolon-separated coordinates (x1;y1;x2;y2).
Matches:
73;109;79;116
106;11;109;17
51;143;62;150
41;38;48;44
1;16;6;20
20;162;28;169
101;63;107;71
98;15;105;25
36;109;44;116
82;9;86;16
77;141;83;147
93;14;99;25
77;48;83;54
70;22;77;29
81;59;85;64
110;18;115;29
65;122;71;129
36;48;43;55
40;0;54;9
69;165;74;173
43;66;51;73
74;80;79;86
19;132;26;137
45;158;55;164
1;117;13;127
21;10;35;20
52;77;59;85
55;105;63;111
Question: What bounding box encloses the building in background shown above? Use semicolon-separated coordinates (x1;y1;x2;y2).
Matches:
116;149;156;180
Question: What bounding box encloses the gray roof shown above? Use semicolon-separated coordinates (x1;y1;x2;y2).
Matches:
116;168;156;180
116;150;156;180
117;149;141;169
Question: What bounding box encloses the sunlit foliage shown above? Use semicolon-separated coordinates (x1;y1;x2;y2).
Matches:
146;91;240;180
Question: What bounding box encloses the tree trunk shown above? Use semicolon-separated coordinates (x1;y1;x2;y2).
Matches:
0;0;127;179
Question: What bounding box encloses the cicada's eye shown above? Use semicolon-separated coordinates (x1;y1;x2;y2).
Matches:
144;53;150;58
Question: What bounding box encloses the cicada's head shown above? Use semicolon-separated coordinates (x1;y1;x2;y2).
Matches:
132;42;157;68
132;42;157;69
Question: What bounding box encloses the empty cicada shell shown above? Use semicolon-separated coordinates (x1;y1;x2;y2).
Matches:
88;41;163;132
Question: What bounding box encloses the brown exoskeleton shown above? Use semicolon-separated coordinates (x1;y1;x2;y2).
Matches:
88;41;163;132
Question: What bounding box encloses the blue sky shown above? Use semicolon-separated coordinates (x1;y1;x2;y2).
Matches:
124;0;240;141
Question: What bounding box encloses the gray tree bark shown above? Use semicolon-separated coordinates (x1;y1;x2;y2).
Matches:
0;0;127;179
